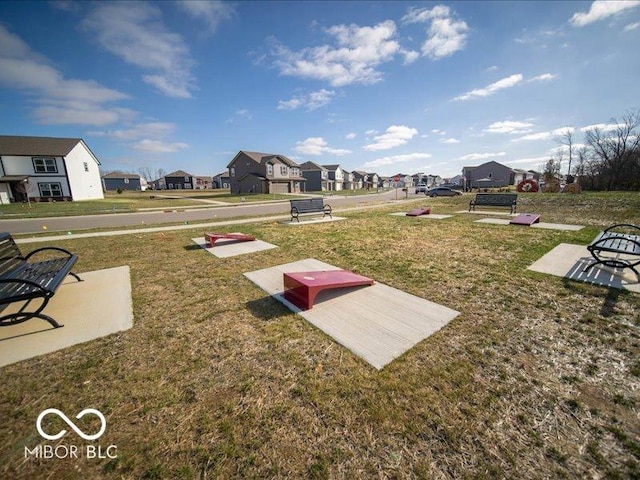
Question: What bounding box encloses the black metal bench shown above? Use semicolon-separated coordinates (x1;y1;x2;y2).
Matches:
469;193;517;214
0;232;81;329
290;198;332;222
584;224;640;278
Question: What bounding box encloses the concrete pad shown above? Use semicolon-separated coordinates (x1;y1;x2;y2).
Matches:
244;258;460;370
192;235;277;258
0;266;133;367
389;212;453;220
457;210;516;216
474;218;584;231
283;216;347;226
528;243;639;293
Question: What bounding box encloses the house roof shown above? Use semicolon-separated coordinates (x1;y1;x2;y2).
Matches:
300;161;327;171
323;164;340;170
0;135;82;156
102;172;140;179
233;150;300;168
164;170;193;177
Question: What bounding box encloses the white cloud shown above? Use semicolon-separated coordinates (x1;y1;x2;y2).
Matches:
529;73;556;82
363;152;432;168
453;74;523;101
271;20;416;86
507;156;551;165
431;128;446;135
278;89;335;111
485;120;535;134
0;24;128;126
82;3;196;98
440;137;460;144
365;129;378;136
511;127;575;142
225;109;252;123
580;123;619;132
294;137;351;156
88;122;176;140
402;5;469;59
175;0;235;34
132;139;189;153
459;152;506;161
624;22;640;31
570;1;640;27
363;125;418;151
346;132;357;139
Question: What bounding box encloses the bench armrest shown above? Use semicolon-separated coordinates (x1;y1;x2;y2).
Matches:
0;277;49;298
24;246;74;261
603;224;640;234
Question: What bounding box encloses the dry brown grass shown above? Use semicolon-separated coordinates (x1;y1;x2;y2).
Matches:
1;192;639;479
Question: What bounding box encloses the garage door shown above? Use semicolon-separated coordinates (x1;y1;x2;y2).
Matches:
270;182;289;194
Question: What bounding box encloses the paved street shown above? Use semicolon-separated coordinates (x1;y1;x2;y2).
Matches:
0;190;414;234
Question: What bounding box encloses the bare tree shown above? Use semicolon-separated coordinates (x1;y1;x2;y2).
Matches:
583;109;640;190
138;167;153;182
554;128;576;182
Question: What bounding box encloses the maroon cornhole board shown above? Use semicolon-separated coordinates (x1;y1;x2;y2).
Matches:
509;213;541;226
406;207;431;216
204;232;256;247
283;270;374;310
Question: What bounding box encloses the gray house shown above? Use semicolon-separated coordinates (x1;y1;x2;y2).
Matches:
323;164;344;191
212;171;230;189
342;170;356;190
226;151;305;194
462;161;532;189
352;171;368;189
102;172;142;191
300;161;331;191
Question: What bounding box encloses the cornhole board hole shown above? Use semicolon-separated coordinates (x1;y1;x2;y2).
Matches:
406;207;431;217
283;270;374;310
510;213;541;226
204;232;255;247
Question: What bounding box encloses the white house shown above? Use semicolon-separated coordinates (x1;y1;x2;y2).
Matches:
0;135;104;203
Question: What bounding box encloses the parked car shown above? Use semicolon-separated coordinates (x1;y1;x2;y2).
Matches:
425;187;462;197
415;183;428;194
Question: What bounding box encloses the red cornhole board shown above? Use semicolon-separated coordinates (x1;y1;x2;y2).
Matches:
283;270;374;310
509;213;541;226
204;232;256;247
406;207;431;216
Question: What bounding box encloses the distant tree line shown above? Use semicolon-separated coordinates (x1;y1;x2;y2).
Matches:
570;110;639;191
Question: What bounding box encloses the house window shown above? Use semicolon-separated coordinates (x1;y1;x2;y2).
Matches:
280;166;288;175
33;157;57;173
83;162;89;172
321;171;328;179
291;168;299;176
184;183;191;189
184;176;189;182
168;183;174;189
230;167;235;177
124;178;130;184
38;182;63;197
267;164;273;175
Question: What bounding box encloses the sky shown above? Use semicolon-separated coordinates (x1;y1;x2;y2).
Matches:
0;1;639;179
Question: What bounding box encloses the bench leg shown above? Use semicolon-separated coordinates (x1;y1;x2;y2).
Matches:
69;272;83;282
0;297;63;329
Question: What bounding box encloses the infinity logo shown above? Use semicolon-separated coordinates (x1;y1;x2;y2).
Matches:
36;408;107;441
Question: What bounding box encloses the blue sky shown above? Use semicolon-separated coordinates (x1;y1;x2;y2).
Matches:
0;1;639;178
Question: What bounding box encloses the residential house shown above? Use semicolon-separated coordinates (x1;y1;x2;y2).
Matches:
0;135;104;203
226;150;305;194
159;170;196;189
352;171;368;189
462;161;514;189
323;164;344;191
102;172;143;191
426;174;443;187
368;173;379;189
378;176;391;189
193;175;212;189
342;170;356;190
512;169;541;185
300;161;332;191
212;171;230;189
391;174;414;188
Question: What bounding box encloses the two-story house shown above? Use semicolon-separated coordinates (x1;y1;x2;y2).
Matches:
462;161;520;189
162;170;195;189
367;173;379;189
300;161;332;191
226;151;305;194
322;165;344;191
0;135;104;203
342;170;356;190
212;171;230;189
352;171;368;189
193;175;212;189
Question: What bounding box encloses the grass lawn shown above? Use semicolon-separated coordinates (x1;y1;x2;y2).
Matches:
1;192;639;479
0;190;304;219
